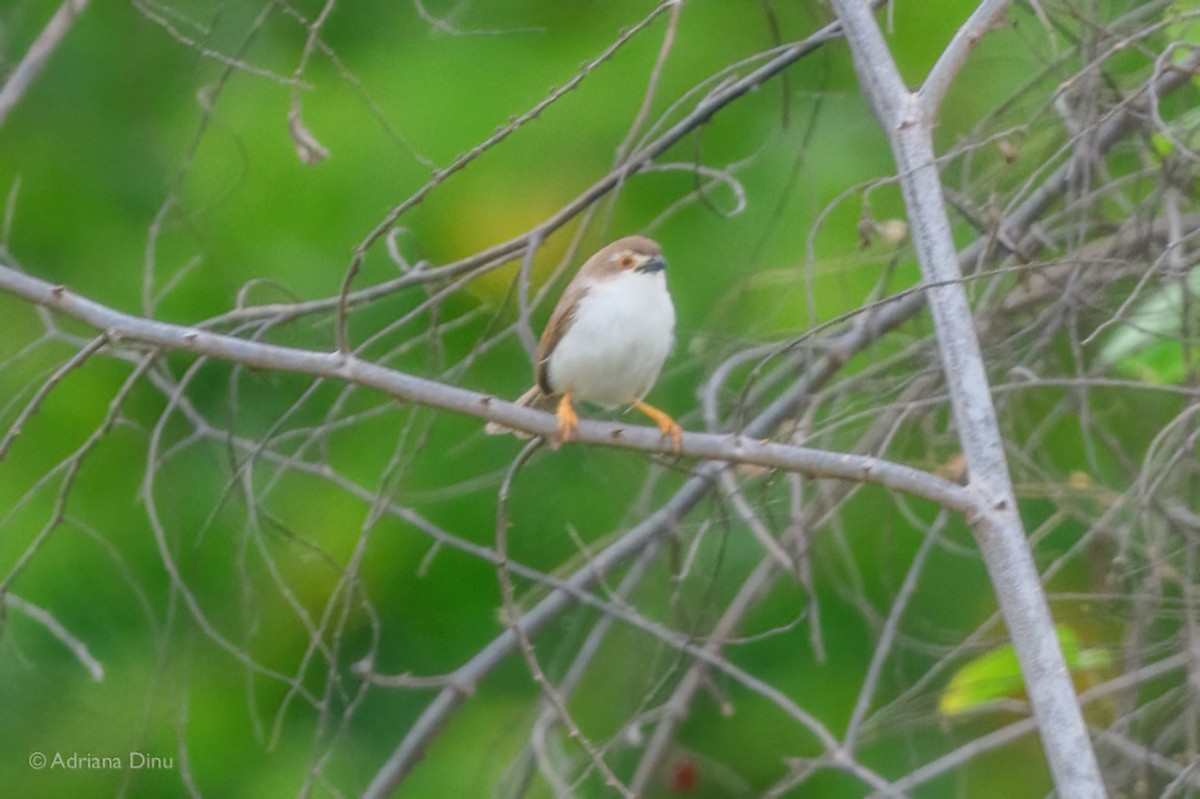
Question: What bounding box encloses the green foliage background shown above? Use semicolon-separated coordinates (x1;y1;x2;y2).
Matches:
0;1;1187;797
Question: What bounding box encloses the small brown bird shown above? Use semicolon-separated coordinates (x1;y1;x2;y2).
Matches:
486;235;681;449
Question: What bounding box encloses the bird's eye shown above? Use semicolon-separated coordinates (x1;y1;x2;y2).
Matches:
617;253;637;270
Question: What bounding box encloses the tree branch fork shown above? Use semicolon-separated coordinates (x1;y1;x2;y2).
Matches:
830;2;1104;796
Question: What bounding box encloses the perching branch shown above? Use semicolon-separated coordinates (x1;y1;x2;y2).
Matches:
0;262;973;510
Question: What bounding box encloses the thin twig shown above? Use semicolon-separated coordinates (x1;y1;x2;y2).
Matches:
0;0;90;128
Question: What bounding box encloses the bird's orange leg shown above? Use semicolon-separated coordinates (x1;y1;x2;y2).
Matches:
634;401;682;452
555;391;579;445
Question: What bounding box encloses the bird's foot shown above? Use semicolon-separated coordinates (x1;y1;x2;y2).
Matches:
634;401;682;453
554;393;579;447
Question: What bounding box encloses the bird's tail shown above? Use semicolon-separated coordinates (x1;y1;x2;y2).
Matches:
484;386;557;437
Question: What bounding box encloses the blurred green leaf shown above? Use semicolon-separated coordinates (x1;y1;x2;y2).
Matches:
940;626;1111;717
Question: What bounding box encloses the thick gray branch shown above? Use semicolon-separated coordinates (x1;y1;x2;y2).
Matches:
829;2;1105;797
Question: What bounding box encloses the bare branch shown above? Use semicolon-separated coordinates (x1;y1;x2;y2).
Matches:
4;593;104;681
0;0;90;128
0;261;972;510
919;0;1013;115
205;8;863;332
830;1;1104;794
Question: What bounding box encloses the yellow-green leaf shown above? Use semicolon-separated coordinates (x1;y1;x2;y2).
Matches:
939;626;1110;717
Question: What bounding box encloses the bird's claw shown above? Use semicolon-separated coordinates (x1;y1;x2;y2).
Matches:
634;400;682;454
554;393;579;447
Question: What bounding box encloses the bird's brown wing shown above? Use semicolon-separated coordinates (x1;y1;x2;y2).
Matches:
535;280;589;396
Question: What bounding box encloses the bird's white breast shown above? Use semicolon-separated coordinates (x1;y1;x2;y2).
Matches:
545;269;674;408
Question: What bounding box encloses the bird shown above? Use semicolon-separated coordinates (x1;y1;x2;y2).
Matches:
485;235;682;450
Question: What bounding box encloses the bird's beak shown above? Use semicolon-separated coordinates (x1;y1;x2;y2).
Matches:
636;255;667;274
